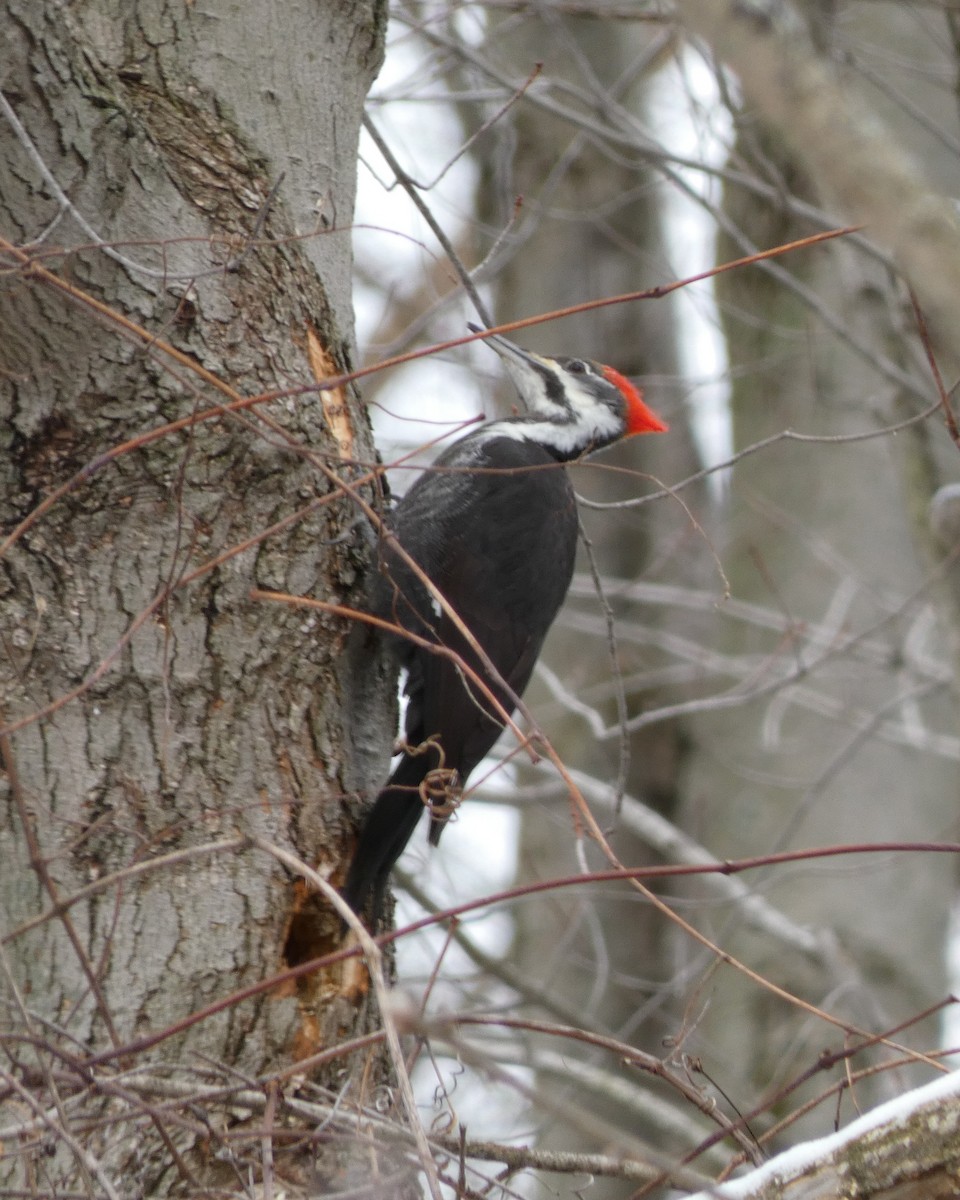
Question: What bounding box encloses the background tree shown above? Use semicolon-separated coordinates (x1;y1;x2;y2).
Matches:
356;0;960;1195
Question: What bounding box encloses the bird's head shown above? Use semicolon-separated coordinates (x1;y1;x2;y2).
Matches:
469;323;667;459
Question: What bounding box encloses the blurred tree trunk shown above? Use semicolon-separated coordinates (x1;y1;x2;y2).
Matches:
0;2;395;1193
677;0;960;1135
469;8;700;1190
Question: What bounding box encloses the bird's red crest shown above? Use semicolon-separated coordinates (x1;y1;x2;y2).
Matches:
601;365;668;435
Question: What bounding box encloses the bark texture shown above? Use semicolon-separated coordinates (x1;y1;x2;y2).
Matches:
1;1;392;1193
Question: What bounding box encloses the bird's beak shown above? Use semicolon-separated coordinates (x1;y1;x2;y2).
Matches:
468;322;540;368
467;322;548;409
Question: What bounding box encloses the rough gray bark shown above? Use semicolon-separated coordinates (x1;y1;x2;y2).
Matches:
0;1;393;1193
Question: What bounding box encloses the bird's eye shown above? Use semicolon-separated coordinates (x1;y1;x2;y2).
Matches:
568;359;587;374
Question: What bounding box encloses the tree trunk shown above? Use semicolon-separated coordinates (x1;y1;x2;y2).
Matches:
0;2;394;1193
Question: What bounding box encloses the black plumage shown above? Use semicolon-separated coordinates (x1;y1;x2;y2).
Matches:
342;329;667;917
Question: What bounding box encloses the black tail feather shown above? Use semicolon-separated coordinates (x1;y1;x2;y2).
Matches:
342;754;432;919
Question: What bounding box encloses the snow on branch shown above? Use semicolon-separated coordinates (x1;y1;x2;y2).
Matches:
685;1070;960;1200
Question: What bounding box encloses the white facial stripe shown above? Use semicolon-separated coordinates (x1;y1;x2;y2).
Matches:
558;373;604;416
474;410;622;455
490;346;627;455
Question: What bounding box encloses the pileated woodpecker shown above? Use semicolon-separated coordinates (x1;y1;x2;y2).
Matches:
343;325;667;917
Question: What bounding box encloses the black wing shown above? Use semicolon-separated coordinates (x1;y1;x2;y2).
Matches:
343;434;578;916
383;435;578;772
